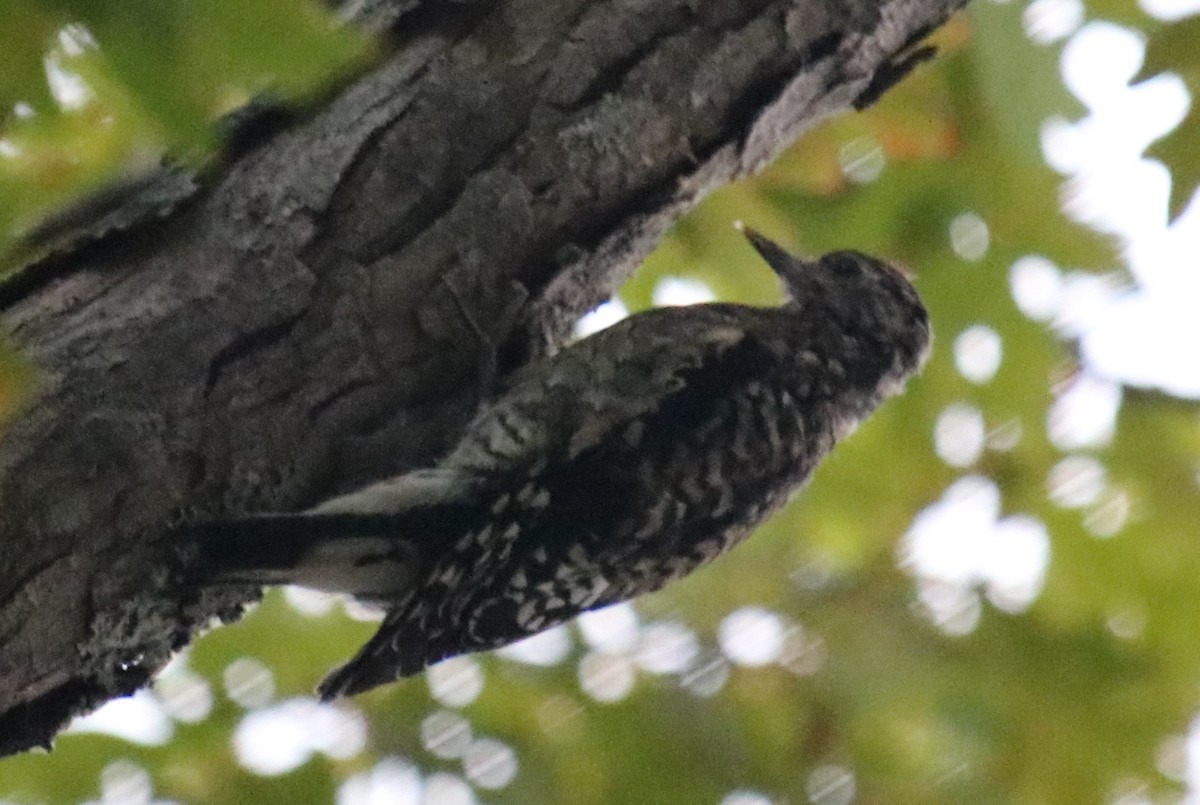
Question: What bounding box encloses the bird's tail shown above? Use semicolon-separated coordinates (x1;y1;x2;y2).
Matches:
180;468;488;598
183;512;426;599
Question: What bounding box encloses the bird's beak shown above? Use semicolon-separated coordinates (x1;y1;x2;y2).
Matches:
735;222;817;284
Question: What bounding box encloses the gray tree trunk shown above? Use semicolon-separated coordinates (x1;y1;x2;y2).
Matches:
0;0;963;754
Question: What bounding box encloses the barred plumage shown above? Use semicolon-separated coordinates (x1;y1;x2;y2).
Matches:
187;227;931;699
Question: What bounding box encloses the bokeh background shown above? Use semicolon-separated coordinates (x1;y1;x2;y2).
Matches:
2;0;1200;803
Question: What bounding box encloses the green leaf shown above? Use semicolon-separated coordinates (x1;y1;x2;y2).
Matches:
1139;15;1200;219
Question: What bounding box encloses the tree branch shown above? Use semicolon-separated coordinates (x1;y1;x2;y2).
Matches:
0;0;964;755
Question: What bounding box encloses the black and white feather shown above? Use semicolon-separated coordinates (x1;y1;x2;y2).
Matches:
187;227;931;699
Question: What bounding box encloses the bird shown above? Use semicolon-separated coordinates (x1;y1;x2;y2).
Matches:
185;225;931;699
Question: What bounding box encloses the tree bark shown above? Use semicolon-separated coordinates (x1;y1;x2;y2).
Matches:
0;0;964;754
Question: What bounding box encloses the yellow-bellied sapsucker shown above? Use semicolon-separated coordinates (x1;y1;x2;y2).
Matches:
187;227;931;699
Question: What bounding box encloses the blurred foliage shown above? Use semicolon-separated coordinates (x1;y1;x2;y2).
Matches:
2;1;1200;805
1138;13;1200;220
0;0;373;274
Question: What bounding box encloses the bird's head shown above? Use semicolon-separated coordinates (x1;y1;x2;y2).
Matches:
739;224;932;393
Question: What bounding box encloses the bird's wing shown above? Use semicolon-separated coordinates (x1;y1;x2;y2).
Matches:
315;308;769;699
444;304;756;474
318;629;416;699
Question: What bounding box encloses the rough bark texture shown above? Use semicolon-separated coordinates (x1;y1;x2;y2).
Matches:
0;0;964;754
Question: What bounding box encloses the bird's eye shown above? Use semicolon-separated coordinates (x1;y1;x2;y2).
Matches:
827;254;865;279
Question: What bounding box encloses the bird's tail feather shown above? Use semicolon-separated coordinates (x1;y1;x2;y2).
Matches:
185;512;418;591
188;512;392;569
181;493;495;598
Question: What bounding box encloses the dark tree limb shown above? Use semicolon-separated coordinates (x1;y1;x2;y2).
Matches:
0;0;965;755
